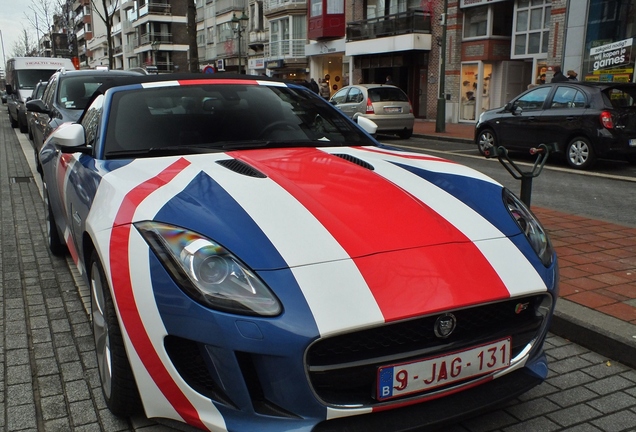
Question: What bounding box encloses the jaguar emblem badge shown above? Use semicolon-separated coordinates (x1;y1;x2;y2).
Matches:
434;313;457;338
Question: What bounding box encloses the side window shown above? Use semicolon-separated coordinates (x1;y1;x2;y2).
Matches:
572;91;586;108
331;88;349;104
42;75;58;108
346;87;363;103
81;94;104;148
550;87;586;109
515;87;550;111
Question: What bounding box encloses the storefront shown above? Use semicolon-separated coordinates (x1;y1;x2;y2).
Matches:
306;39;348;98
459;62;493;121
581;0;636;83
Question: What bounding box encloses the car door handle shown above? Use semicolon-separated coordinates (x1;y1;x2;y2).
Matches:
566;116;576;121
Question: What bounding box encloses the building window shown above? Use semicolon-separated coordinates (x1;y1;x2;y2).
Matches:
207;26;214;44
311;0;322;17
464;6;488;38
462;2;513;39
512;0;551;57
218;22;233;43
366;0;416;19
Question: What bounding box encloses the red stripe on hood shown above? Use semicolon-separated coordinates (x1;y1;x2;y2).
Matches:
109;158;207;429
231;148;510;321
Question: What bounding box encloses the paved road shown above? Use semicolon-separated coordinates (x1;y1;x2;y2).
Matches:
2;119;635;431
383;136;636;228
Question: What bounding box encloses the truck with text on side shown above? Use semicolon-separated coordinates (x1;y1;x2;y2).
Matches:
5;57;76;133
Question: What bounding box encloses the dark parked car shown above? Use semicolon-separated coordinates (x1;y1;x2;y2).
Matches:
475;82;636;169
26;68;139;171
1;90;7;104
26;80;48;141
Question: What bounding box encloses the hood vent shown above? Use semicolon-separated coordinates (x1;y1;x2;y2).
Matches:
333;154;375;171
216;159;267;178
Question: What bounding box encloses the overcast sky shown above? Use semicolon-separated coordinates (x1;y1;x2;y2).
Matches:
0;0;40;68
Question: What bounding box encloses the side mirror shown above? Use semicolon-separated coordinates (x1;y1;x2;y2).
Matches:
50;123;86;148
356;116;378;135
26;99;49;114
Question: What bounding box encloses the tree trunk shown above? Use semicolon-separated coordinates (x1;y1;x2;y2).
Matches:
187;0;199;73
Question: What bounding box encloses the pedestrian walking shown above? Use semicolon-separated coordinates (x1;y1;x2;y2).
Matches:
567;70;578;81
310;78;319;94
385;75;394;85
551;66;568;82
319;78;331;99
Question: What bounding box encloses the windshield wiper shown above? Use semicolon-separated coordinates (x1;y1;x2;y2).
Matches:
106;145;224;158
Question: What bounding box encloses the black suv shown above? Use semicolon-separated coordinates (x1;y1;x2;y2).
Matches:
475;82;636;169
26;68;140;170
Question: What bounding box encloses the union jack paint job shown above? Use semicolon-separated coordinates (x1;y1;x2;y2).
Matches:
40;77;558;432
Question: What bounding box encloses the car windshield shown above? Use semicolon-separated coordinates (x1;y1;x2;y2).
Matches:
16;70;56;89
103;82;376;158
59;77;107;110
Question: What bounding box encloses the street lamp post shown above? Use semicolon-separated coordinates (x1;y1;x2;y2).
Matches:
435;0;448;133
150;40;159;74
231;11;249;74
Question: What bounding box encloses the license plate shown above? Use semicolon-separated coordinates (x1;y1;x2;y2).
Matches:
384;107;402;113
376;337;511;401
629;139;636;147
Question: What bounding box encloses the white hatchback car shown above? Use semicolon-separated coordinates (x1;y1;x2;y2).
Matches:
330;84;415;138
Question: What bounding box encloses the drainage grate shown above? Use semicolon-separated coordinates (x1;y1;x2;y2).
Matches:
10;177;32;184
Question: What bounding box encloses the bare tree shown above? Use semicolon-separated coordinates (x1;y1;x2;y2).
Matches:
11;27;38;57
187;0;199;73
91;0;119;69
24;0;76;56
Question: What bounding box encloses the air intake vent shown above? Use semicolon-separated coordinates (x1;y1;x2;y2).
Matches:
333;154;375;170
216;159;267;178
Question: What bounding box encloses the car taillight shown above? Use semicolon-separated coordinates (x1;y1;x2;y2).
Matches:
600;111;614;129
408;99;413;114
366;98;375;114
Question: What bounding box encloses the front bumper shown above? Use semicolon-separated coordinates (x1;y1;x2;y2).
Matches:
313;364;545;432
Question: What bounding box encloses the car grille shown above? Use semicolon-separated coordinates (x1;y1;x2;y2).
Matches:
306;294;551;407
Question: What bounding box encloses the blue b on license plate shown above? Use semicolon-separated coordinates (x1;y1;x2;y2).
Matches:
376;338;511;401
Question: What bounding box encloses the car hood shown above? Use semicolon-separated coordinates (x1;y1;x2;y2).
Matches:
88;145;549;324
91;146;528;268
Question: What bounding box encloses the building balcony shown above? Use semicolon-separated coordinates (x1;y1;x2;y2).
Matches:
139;1;172;17
264;0;306;16
123;20;135;34
248;30;269;48
114;45;124;56
346;10;431;41
264;38;305;60
121;0;135;10
215;0;246;16
112;22;122;35
138;32;173;47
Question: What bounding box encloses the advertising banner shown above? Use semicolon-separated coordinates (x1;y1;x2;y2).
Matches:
589;38;633;72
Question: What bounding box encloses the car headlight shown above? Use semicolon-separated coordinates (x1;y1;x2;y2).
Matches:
503;189;554;267
136;221;282;316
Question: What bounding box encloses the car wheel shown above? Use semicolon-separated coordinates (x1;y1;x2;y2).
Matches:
43;180;66;256
90;251;143;417
566;137;596;169
398;128;413;139
477;128;496;155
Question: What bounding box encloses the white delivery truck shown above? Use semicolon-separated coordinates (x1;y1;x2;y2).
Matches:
5;57;76;133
